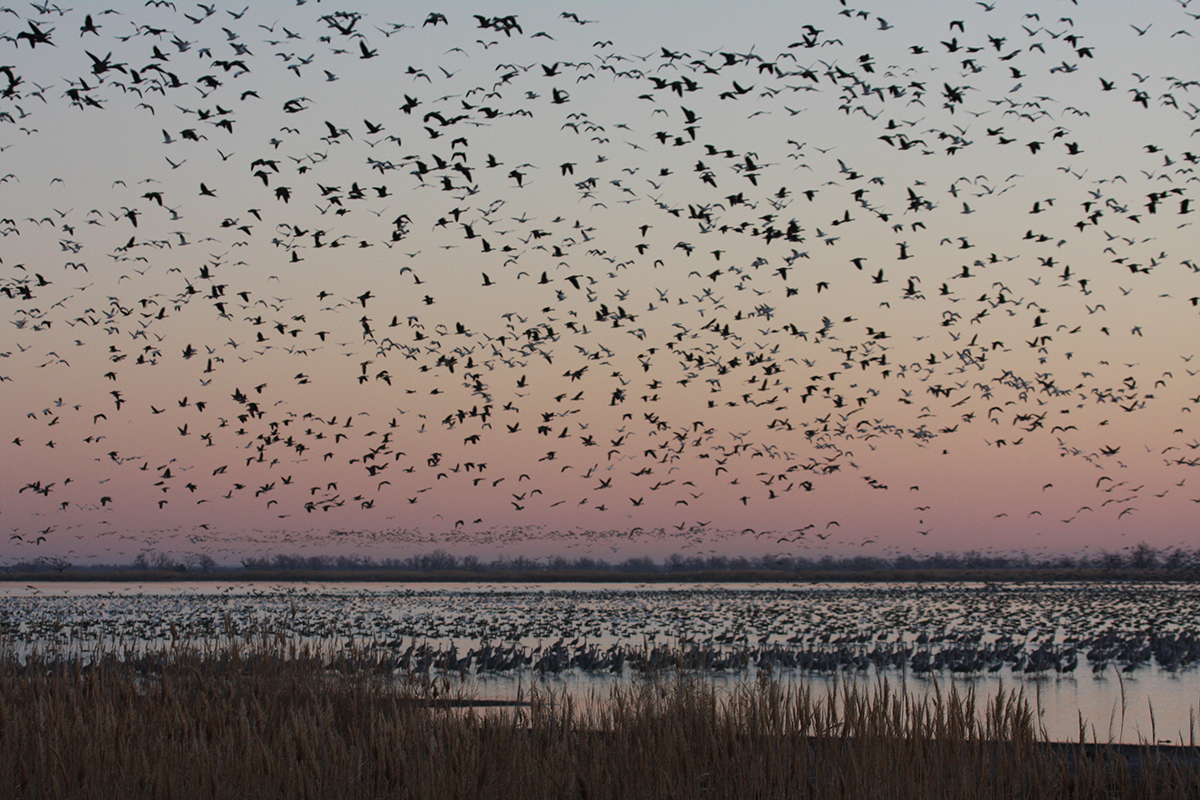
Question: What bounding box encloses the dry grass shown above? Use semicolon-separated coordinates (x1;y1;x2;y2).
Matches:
1;633;1197;799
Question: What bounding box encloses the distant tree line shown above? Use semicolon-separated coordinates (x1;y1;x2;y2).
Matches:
231;543;1195;573
6;542;1192;575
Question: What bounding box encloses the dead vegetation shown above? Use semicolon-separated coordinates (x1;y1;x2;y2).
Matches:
1;633;1196;799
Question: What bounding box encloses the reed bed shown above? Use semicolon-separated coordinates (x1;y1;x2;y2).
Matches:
1;633;1197;799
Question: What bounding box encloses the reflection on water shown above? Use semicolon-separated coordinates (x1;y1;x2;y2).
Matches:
2;580;1197;744
455;665;1198;746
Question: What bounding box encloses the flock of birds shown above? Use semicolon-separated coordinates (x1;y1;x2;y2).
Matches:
1;0;1199;564
4;582;1198;680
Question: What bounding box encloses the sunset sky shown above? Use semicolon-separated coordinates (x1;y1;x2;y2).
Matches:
1;0;1197;566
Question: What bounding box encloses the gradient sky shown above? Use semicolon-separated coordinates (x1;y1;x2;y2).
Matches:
1;0;1198;566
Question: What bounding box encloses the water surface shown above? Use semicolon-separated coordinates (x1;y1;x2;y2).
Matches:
3;580;1196;744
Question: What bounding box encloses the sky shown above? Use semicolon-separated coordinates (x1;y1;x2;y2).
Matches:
1;0;1198;567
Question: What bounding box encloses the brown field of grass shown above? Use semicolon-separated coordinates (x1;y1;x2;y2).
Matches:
1;633;1197;799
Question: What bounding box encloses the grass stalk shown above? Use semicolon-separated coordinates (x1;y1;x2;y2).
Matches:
0;635;1196;799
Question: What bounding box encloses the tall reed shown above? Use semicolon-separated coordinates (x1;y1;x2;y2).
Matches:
0;634;1196;799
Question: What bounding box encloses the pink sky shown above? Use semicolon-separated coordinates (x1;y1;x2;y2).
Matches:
2;0;1198;566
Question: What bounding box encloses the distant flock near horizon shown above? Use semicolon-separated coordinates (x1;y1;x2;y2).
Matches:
4;582;1198;682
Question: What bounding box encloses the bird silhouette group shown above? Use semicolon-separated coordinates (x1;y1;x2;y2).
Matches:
1;0;1197;565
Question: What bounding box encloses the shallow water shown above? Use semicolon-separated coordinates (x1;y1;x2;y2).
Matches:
2;580;1197;744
